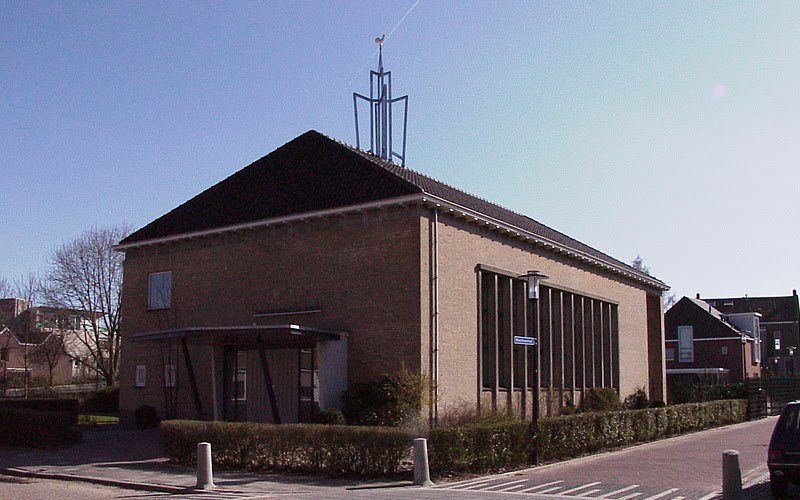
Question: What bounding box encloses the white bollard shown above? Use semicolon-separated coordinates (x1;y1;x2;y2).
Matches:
722;449;741;500
196;442;216;490
413;438;434;487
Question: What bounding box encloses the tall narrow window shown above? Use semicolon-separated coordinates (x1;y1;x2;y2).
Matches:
480;272;496;389
135;365;147;387
148;272;172;310
678;326;694;362
164;364;176;387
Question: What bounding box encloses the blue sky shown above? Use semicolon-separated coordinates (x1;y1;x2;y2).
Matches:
1;1;798;301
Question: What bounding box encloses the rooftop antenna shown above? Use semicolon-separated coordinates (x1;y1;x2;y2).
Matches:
353;35;409;166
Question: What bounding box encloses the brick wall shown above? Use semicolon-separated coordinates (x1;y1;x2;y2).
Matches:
119;206;423;422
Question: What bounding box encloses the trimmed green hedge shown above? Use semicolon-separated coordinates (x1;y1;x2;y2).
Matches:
0;398;80;414
428;399;746;475
428;421;532;474
160;420;414;477
0;407;81;447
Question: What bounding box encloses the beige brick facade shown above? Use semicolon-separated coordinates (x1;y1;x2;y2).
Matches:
119;202;665;423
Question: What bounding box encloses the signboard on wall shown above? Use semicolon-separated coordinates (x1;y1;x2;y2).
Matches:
513;336;537;346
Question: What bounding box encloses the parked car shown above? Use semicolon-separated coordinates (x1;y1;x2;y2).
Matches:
769;401;800;496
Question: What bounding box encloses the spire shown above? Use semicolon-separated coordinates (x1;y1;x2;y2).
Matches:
353;36;409;166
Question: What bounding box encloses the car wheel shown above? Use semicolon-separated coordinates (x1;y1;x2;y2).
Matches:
770;475;788;498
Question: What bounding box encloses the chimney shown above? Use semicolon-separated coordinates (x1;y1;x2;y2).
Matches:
793;289;797;297
696;293;701;299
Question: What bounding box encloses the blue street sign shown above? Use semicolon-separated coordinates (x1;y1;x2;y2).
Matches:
513;336;537;346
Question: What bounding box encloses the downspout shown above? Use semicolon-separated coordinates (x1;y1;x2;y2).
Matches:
431;208;440;424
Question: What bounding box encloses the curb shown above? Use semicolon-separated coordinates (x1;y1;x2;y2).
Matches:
0;466;197;494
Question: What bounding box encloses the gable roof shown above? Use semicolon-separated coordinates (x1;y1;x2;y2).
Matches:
676;296;747;337
118;130;667;290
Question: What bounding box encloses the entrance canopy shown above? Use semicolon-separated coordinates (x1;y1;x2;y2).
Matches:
129;324;343;348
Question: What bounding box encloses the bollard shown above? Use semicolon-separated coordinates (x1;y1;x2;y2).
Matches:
413;438;434;487
196;442;216;490
722;449;741;500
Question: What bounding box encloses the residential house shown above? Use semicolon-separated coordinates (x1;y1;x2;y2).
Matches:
0;298;95;390
116;130;669;426
704;291;799;374
664;296;760;386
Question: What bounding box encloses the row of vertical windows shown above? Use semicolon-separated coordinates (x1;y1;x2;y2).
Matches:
479;269;620;393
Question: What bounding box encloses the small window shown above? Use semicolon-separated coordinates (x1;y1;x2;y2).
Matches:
164;364;176;388
665;347;675;361
148;272;172;310
721;346;728;355
678;325;694;362
234;368;246;401
775;338;781;351
135;365;147;387
0;348;8;361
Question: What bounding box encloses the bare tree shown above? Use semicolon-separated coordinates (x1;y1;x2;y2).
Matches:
0;276;11;298
631;255;676;312
41;226;130;386
30;332;66;387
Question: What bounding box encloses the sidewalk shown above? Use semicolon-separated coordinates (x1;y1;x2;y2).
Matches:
0;426;403;497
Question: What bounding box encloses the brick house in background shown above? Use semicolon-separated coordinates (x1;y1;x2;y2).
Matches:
703;291;799;375
0;298;95;390
115;130;669;426
664;296;760;386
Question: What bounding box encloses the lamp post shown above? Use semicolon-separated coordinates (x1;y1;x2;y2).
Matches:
520;270;548;465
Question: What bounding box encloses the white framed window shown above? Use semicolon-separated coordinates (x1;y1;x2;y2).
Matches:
665;347;675;361
148;272;172;310
164;364;176;388
721;346;728;355
678;325;694;362
135;365;147;387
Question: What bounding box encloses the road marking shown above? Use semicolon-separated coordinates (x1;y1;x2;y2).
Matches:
443;477;496;489
576;489;603;497
560;482;602;495
537;485;566;494
672;496;685;500
448;479;496;490
461;480;502;490
695;493;718;500
482;479;528;491
641;489;679;500
598;485;640;498
615;492;643;500
514;480;564;493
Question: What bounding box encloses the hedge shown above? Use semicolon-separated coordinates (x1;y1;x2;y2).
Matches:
0;398;80;414
0;407;81;447
160;420;414;477
428;421;532;474
428;399;746;475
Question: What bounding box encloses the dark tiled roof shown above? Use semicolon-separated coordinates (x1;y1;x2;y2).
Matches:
705;295;799;323
120;130;664;287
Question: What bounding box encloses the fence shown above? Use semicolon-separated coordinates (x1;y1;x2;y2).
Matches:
745;376;800;419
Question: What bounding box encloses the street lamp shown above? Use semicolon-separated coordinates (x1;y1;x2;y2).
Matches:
519;270;548;465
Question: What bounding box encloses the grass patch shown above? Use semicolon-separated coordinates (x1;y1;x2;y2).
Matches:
77;414;119;426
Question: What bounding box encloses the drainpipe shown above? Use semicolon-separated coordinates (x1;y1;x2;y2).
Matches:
431;208;440;424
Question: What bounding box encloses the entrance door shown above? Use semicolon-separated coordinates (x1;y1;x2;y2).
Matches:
223;348;247;421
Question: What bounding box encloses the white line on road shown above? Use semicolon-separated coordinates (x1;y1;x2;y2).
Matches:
615;492;643;500
514;481;564;493
443;477;496;489
695;493;718;500
672;496;685;500
640;489;679;500
576;489;603;497
461;480;503;490
597;485;640;498
537;485;566;494
482;479;529;491
560;482;602;495
447;479;496;490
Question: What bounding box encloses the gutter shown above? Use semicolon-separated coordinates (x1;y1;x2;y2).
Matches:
115;192;668;291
